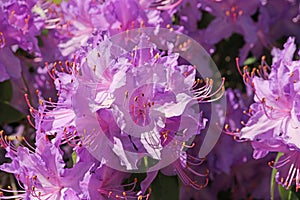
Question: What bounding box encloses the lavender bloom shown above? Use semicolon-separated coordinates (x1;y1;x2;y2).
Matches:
54;0;176;57
140;0;183;10
24;59;79;149
80;164;150;200
178;88;277;199
26;28;225;178
0;131;91;199
55;0;108;56
262;0;300;43
140;109;209;191
202;0;260;45
0;0;43;52
7;32;63;114
0;0;44;82
175;0;201;34
238;37;300;191
239;0;300;62
172;0;216;52
74;36;204;170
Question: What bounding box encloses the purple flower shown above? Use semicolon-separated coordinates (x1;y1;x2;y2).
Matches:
0;131;91;199
238;37;300;191
239;0;300;63
202;0;260;45
172;0;217;52
19;27;225;199
80;164;150;200
24;61;78;149
0;0;45;52
0;0;46;82
179;88;277;199
28;29;225;175
54;0;107;56
262;0;300;42
176;0;201;34
53;0;175;56
140;110;209;191
75;33;224;172
7;32;63;114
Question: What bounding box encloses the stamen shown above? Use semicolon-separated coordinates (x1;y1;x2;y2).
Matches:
98;177;150;200
149;0;183;10
0;32;6;48
272;152;300;191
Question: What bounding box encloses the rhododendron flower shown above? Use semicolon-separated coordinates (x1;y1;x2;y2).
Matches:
0;131;91;199
202;0;260;45
0;0;44;52
182;89;276;199
75;32;225;171
52;0;180;56
25;28;224;175
237;37;300;191
80;164;150;200
239;0;300;63
0;0;47;82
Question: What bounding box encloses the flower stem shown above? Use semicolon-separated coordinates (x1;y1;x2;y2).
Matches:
270;152;283;200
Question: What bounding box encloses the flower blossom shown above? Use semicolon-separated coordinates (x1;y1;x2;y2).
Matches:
74;32;224;171
0;131;91;199
80;164;151;200
237;37;300;191
202;0;260;46
0;0;46;82
24;28;224;176
239;0;300;63
51;0;181;57
180;88;276;199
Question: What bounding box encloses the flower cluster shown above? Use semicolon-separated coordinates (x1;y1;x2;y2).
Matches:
0;0;299;199
237;37;300;192
0;0;43;82
0;27;225;198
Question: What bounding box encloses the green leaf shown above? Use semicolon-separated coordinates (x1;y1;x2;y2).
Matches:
243;57;257;66
150;172;179;200
72;151;77;165
271;152;283;200
0;80;13;102
0;102;24;124
278;185;299;200
52;0;62;5
271;152;299;200
41;29;49;36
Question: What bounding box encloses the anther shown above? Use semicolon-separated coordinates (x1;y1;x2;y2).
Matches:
225;124;230;130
